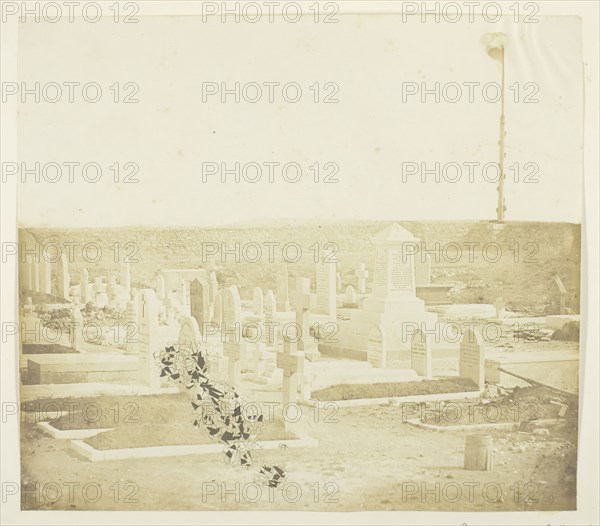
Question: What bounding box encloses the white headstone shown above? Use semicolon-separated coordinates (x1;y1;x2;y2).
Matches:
411;329;432;379
212;292;223;325
222;285;242;343
178;315;202;355
252;287;264;315
367;323;387;368
345;285;357;304
459;328;485;390
315;260;337;318
56;254;70;299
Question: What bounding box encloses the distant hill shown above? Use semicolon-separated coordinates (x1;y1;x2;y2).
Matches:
21;220;581;313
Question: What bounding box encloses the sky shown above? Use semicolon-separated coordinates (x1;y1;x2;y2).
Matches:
15;13;583;227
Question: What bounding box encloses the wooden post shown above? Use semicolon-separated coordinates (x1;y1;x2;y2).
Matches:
464;434;494;471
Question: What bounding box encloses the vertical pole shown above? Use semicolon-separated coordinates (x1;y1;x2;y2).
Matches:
497;46;506;222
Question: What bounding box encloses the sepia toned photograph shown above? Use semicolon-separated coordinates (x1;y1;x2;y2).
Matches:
1;1;598;524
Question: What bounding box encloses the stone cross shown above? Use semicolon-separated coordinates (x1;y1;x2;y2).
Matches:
355;262;369;294
276;327;305;428
291;277;312;354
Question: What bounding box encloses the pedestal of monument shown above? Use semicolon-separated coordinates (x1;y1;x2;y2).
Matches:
318;224;438;363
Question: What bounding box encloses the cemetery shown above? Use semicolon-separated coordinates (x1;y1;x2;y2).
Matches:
16;221;581;511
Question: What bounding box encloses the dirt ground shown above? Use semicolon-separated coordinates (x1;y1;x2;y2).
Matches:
20;396;577;512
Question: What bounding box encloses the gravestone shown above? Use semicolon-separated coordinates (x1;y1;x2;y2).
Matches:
264;289;277;347
56;254;70;299
212;292;223;325
345;285;357;305
138;289;160;388
222;285;245;385
315;260;337;319
411;329;432;379
155;274;166;300
178;315;202;355
367;323;387;368
178;279;187;306
276;264;290;311
252;287;264;316
291;277;318;359
355;262;369;294
276;326;305;430
80;269;89;303
209;271;219;302
190;278;210;335
39;259;51;294
222;285;242;342
336;272;342;293
459;328;485;390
